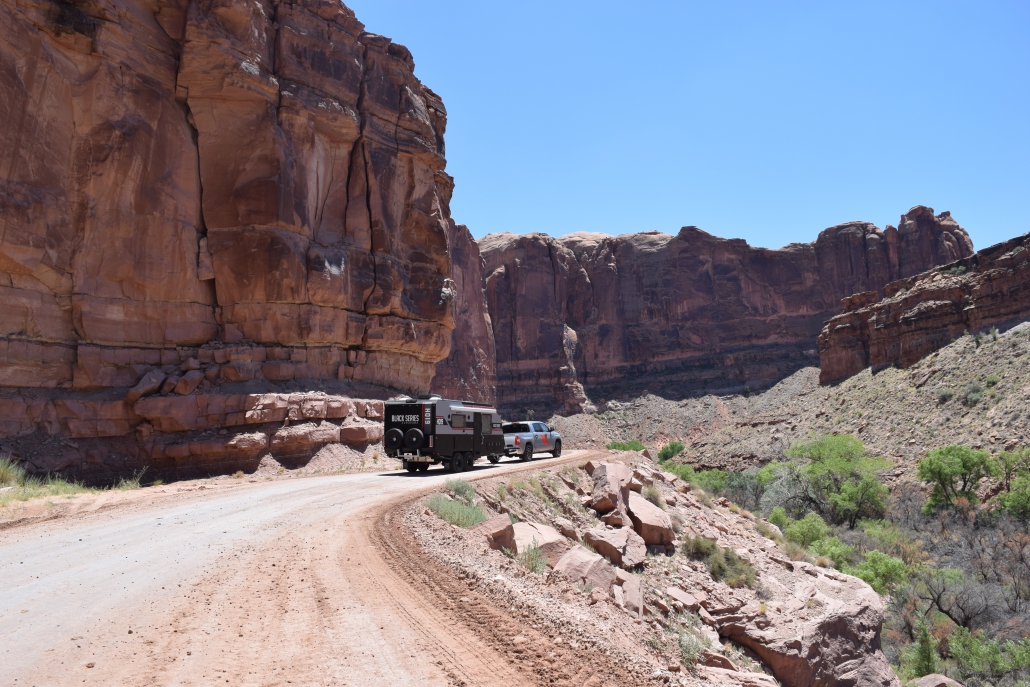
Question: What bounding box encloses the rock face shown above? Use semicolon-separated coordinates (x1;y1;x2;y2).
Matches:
819;232;1030;384
716;561;899;687
0;0;486;478
430;223;497;405
480;207;973;413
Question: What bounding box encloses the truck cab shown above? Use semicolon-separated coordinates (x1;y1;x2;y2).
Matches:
383;394;505;473
502;421;562;461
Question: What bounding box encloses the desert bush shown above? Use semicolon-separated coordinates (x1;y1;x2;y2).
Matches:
445;478;477;502
808;536;855;569
606;440;646;452
679;627;710;664
768;506;790;531
783;541;807;561
846;550;907;595
937;388;954;404
754;520;781;542
709;548;756;588
662;462;695;482
658;441;685;462
115;469;146;490
785;512;829;547
426;493;487;528
0;455;26;486
724;466;777;512
693;469;729;495
642;484;664;509
963;382;984;406
917;444;998;512
949;265;967;276
683;535;718;560
515;541;547;574
986;373;1001;387
899;618;938;679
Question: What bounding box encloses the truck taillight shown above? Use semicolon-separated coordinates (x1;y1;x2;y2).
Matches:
515;435;520;446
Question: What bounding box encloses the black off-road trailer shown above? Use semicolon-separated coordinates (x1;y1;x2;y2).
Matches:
383;394;505;473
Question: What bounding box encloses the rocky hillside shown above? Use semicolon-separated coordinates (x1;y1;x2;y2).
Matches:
481;207;973;415
411;453;899;687
548;320;1030;475
820;231;1030;383
0;0;494;478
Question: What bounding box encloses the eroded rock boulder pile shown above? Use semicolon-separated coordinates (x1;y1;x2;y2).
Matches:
819;231;1030;383
0;0;491;477
421;453;900;687
480;207;973;414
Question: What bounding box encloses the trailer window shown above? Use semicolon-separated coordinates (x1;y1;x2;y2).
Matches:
451;414;467;428
482;417;492;434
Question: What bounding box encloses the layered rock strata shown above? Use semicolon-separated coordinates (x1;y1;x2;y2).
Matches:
819;232;1030;383
0;0;477;477
481;207;973;414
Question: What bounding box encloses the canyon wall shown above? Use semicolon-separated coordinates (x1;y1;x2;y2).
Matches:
0;0;484;478
819;232;1030;384
482;207;973;414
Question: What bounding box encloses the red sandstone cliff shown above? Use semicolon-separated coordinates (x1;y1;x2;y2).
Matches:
481;207;973;414
819;232;1030;384
0;0;489;478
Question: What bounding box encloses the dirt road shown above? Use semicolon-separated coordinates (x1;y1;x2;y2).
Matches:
0;451;600;686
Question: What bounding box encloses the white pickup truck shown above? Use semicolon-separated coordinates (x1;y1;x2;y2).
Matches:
501;421;562;461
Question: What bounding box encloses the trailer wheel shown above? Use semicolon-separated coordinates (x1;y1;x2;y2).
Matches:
466;453;477;470
488;454;500;464
405;462;417;473
521;444;533;461
552;440;562;458
403;428;424;450
384;428;404;451
417;463;429;472
451;454;464;473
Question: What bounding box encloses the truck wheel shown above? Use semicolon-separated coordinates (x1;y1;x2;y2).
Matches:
417;463;429;472
552;440;562;458
488;454;500;464
405;462;417;474
466;453;477;470
521;444;533;461
451;454;464;473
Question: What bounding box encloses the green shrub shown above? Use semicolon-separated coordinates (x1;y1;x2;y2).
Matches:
679;628;711;664
445;478;477;502
658;441;685;463
515;541;547;574
0;455;26;486
991;326;1000;342
684;536;754;587
662;462;695;482
0;474;95;506
784;512;829;547
693;469;729;495
782;541;807;561
949;265;967;276
899;618;938;678
985;373;1001;387
606;440;646;452
963;382;983;406
917;444;998;512
998;474;1030;521
808;536;855;569
683;535;718;560
937;388;954;404
754;520;781;542
768;507;790;532
642;484;664;509
946;627;1030;684
845;550;907;595
115;469;146;491
426;493;487;528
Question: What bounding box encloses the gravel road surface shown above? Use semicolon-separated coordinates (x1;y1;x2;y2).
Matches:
1;451;592;686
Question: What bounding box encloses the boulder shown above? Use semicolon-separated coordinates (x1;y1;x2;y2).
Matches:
667;586;701;611
553;546;617;593
126;369;166;404
553;517;579;541
589;462;633;513
583;526;647;568
913;675;964;687
174;370;205;395
472;515;515;551
511;522;570;567
715;564;901;687
627;491;675;545
615;569;643;618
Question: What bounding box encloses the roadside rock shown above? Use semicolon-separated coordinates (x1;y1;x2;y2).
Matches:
473;515;515;551
511;522;570;567
553;545;617;592
126;370;166;404
715;564;900;687
913;675;964;687
627;491;674;545
589;462;633;513
583;526;646;568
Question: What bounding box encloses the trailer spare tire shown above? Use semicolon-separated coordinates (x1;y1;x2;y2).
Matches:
384;428;404;451
403;428;424;450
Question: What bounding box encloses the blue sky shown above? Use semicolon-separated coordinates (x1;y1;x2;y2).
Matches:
346;1;1029;250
